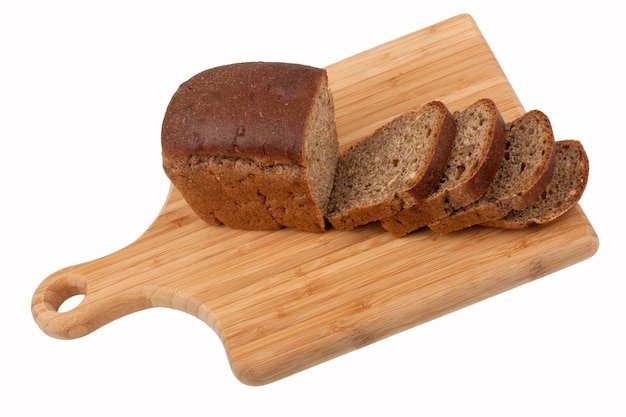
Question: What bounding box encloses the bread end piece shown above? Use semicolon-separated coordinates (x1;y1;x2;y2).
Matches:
481;140;589;229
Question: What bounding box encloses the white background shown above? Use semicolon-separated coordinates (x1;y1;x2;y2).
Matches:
2;1;624;415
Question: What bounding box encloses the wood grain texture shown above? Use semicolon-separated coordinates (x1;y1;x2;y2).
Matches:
31;14;599;386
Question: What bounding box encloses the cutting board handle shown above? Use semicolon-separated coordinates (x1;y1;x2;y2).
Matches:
31;246;160;340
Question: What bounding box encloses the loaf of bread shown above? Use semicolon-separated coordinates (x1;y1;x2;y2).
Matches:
481;140;589;229
161;62;339;233
380;99;506;237
428;110;557;234
325;101;456;230
161;62;586;236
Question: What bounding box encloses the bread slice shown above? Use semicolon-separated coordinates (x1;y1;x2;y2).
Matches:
428;110;557;234
380;99;506;237
326;101;456;230
481;140;589;229
161;62;339;233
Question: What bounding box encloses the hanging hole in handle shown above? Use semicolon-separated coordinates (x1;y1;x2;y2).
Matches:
43;273;88;313
58;293;86;313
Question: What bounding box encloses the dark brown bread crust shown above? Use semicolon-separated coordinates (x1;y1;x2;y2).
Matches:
165;157;316;230
428;110;557;234
381;99;506;236
161;62;337;233
482;140;589;228
162;62;326;166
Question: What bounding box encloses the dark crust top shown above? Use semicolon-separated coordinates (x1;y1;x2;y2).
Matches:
161;62;325;165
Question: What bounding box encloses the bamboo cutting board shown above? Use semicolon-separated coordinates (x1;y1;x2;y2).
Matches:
32;14;599;386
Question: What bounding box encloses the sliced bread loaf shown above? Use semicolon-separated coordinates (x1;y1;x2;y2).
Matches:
162;62;339;233
326;101;456;230
428;110;557;234
481;140;589;229
380;99;506;237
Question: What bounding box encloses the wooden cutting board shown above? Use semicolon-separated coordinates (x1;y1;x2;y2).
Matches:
31;14;599;386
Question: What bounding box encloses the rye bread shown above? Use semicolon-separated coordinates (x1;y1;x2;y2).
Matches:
161;62;339;233
326;101;456;230
482;140;589;229
380;99;506;236
428;110;557;234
